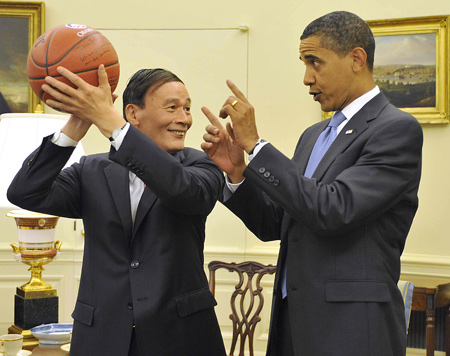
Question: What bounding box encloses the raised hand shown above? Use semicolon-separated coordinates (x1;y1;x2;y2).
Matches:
218;80;260;154
201;106;246;183
42;65;125;138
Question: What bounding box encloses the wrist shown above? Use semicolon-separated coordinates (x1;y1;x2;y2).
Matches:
109;122;128;141
227;164;247;183
249;138;266;155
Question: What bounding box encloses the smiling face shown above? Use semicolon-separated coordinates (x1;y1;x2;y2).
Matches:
127;81;192;153
299;35;357;112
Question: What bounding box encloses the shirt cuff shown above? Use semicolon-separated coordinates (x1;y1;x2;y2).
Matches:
248;140;269;161
110;122;131;150
51;130;78;147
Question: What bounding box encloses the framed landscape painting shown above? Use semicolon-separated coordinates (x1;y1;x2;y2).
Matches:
0;1;44;114
368;15;449;124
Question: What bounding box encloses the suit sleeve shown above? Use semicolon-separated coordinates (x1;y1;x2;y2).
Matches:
7;135;83;218
227;111;423;237
109;125;223;216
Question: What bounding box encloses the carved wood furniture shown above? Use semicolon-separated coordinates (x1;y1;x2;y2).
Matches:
208;261;276;356
409;280;450;356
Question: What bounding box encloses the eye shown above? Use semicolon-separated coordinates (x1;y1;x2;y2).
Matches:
185;106;191;113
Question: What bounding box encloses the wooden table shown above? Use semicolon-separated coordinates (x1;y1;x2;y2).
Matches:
408;278;450;356
30;345;69;355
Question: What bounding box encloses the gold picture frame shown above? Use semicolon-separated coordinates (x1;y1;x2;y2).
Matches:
0;1;45;114
322;15;449;124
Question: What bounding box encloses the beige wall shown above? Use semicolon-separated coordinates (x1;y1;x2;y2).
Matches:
1;0;449;354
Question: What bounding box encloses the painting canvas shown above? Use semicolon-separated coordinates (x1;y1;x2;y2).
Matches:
0;16;30;113
0;2;44;114
373;33;436;108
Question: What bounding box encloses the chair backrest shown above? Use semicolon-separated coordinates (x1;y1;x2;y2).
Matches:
398;280;415;334
208;261;276;356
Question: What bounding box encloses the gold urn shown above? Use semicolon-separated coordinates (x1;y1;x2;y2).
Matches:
8;210;62;299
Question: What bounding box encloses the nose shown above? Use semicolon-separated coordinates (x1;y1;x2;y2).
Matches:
303;67;315;87
175;108;192;127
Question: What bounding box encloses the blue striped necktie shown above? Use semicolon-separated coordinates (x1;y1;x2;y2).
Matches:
304;111;346;178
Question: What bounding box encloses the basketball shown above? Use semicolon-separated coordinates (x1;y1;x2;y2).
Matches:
27;24;120;103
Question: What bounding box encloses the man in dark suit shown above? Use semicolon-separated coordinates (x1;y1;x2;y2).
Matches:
201;11;423;356
8;67;226;356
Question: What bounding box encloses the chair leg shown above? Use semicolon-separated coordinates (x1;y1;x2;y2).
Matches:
425;303;435;356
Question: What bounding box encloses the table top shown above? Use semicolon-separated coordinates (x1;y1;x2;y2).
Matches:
30;344;69;356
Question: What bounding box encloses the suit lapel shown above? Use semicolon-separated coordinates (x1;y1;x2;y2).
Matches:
104;163;133;241
131;149;186;238
132;187;157;237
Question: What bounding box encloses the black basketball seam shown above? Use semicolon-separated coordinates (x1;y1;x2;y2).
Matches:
28;61;119;81
45;26;62;76
30;30;114;70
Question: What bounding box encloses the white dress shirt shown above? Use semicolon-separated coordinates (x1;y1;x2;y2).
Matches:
51;122;144;223
224;86;381;195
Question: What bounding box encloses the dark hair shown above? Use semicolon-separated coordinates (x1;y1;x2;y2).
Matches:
300;11;375;71
122;68;184;120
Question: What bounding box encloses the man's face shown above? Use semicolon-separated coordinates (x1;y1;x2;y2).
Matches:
299;35;355;112
132;81;192;153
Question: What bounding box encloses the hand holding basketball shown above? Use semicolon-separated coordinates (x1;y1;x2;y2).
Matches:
43;65;125;137
27;24;120;103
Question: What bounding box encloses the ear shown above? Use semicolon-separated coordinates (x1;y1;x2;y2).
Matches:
125;104;140;127
351;47;367;73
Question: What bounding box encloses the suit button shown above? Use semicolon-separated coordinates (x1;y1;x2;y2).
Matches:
131;260;140;269
128;301;133;310
273;179;280;187
259;167;266;174
268;176;275;182
263;171;270;178
126;161;133;167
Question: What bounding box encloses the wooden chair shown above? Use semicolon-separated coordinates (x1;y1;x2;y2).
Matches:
208;261;276;356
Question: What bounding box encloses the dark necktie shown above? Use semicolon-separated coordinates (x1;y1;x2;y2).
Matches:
304;111;346;178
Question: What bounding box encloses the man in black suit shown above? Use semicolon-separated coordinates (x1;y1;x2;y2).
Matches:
201;11;423;356
8;67;226;356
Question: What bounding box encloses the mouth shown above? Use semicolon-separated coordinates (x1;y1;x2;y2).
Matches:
309;91;321;101
168;130;186;137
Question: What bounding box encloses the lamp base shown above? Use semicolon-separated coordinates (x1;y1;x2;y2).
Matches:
8;325;39;351
14;294;58;330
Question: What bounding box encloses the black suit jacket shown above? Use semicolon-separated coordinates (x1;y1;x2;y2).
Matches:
8;125;226;356
224;93;423;356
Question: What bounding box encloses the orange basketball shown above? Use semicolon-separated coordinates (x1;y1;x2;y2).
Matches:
27;24;120;103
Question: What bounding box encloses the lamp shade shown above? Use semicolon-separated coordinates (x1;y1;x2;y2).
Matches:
0;113;85;208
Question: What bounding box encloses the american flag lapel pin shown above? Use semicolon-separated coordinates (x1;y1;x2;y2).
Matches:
345;129;354;135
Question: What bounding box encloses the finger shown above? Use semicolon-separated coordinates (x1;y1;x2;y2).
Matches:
205;124;220;135
226;122;236;141
44;76;77;98
201;107;225;129
219;106;230;119
45;98;69;113
203;131;221;144
226;80;248;103
112;93;119;103
97;64;111;89
201;141;214;152
56;66;89;90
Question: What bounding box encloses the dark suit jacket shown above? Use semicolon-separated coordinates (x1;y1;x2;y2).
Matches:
224;93;423;356
8;125;226;356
